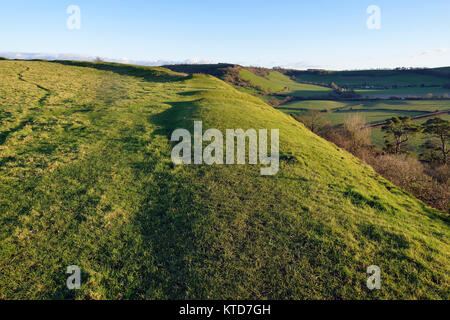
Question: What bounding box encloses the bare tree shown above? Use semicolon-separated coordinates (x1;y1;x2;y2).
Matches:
423;117;449;164
382;117;422;154
344;114;371;154
293;111;328;134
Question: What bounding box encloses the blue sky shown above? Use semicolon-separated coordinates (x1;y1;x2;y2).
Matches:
0;0;449;70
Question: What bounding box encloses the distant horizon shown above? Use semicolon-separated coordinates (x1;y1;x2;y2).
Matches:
1;51;449;72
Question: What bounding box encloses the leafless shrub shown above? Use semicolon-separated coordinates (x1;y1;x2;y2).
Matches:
344;114;371;155
369;154;449;212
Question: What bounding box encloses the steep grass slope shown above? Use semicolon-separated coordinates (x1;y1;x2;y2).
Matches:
0;60;448;299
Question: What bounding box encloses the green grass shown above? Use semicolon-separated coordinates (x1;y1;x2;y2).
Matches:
278;100;358;111
239;69;332;97
322;110;426;125
266;71;449;98
278;100;450;113
265;71;332;97
355;87;450;96
0;60;448;300
351;100;450;112
164;64;450;98
276;99;449;152
371;115;450;152
292;69;449;87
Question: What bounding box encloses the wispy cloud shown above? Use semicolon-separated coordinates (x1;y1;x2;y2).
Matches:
279;61;323;70
435;48;449;53
410;48;449;59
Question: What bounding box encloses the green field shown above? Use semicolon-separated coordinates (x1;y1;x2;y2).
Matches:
323;110;425;125
279;99;450;113
277;100;351;111
276;99;449;154
370;114;450;152
292;69;449;87
239;69;332;97
164;65;450;100
355;87;450;96
0;60;448;299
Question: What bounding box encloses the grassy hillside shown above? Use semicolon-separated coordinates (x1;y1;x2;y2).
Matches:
163;64;450;101
0;60;448;299
239;69;332;97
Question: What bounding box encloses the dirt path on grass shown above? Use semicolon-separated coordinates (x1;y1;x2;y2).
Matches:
17;66;52;107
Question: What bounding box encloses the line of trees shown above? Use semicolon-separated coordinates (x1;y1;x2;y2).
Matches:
381;116;449;164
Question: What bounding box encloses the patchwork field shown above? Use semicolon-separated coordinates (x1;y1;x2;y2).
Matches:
276;99;449;153
164;64;450;100
355;87;450;97
323;110;425;125
278;100;449;112
278;99;449;116
290;69;450;87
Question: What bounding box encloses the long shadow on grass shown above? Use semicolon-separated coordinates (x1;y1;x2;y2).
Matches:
132;160;208;298
132;98;208;298
150;99;203;137
0;118;33;145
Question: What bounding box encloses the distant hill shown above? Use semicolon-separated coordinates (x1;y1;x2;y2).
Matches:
164;64;450;103
161;63;237;77
0;59;448;299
